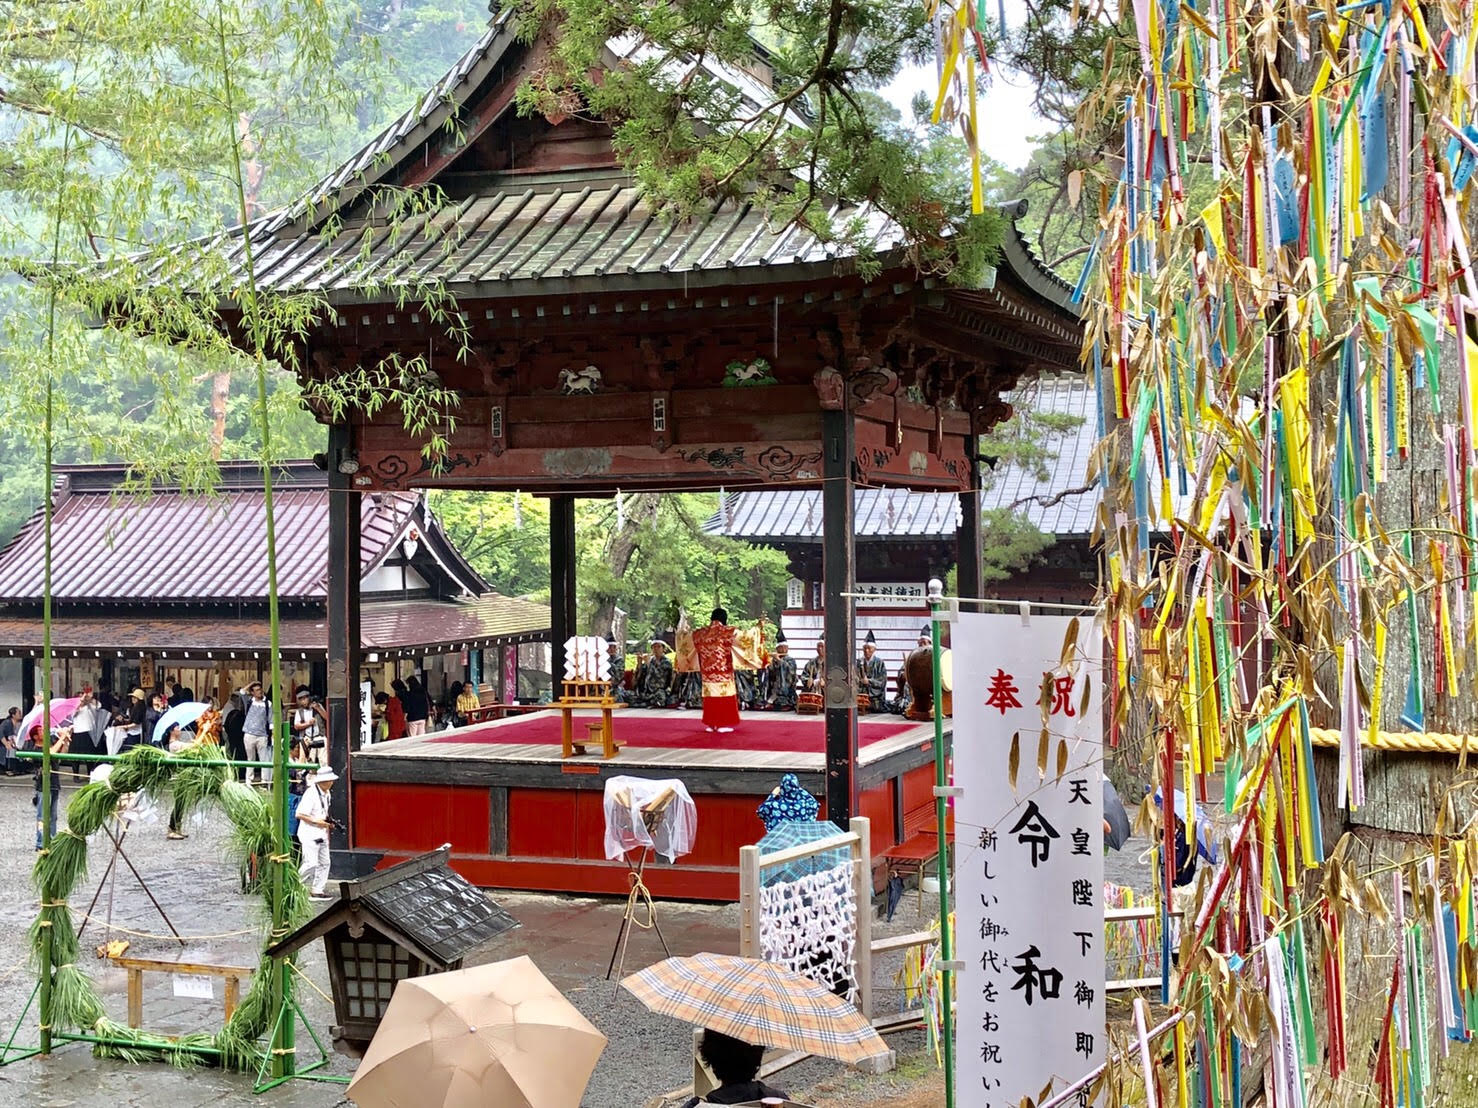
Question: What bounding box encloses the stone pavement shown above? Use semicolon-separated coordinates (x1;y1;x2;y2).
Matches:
0;772;1157;1107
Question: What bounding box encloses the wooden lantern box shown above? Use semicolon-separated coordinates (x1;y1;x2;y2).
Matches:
265;845;520;1054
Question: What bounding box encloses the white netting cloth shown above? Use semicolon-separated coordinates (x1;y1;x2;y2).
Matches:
758;864;858;1003
602;775;697;862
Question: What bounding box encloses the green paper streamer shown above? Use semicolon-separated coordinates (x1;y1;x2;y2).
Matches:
1128;380;1156;482
1290;905;1319;1064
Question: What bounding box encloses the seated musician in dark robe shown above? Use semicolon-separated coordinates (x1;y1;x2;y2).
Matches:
624;639;675;707
858;631;888;713
801;639;826;692
763;634;798;710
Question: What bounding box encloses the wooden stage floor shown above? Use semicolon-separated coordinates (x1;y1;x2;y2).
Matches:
348;708;945;900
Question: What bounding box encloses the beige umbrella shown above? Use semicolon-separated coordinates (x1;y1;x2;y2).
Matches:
348;955;606;1108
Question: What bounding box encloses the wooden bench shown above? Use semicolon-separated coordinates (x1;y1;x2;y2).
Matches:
881;825;953;914
108;954;253;1029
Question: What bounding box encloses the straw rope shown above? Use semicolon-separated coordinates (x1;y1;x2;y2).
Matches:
1308;727;1476;755
69;913;260;943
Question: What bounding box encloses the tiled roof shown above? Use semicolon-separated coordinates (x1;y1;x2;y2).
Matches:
360;864;520;965
704;489;961;540
145;16;1080;334
266;847;520;967
177;172;902;302
0;595;550;655
981;376;1100;536
0;461;485;604
360;595;551;651
706;376;1101;541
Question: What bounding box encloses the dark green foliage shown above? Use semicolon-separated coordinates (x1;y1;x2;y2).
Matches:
510;0;1002;279
432;490;792;633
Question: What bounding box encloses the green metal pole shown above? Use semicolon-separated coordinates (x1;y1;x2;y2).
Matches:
929;580;954;1108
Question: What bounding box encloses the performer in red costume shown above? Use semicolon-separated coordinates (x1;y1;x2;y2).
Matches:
692;608;741;732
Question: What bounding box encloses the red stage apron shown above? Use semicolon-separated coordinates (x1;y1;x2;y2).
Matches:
692;624;741;730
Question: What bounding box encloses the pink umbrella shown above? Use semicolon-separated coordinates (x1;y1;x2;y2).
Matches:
18;697;81;745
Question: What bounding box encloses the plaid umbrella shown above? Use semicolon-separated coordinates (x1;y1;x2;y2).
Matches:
621;953;889;1066
757;820;849;887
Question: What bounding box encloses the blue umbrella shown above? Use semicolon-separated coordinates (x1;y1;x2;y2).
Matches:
1153;788;1219;863
757;819;849;887
153;702;211;745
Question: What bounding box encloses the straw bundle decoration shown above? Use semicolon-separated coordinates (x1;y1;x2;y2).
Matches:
65;782;119;838
25;740;305;1070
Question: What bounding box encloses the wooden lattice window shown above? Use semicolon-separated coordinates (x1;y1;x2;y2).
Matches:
339;940;415;1020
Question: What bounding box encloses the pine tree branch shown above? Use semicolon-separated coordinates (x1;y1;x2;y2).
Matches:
1009;481;1096;511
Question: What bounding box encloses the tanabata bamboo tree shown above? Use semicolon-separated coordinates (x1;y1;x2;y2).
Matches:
6;0;470;1074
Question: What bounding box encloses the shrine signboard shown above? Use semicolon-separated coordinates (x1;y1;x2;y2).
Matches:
951;610;1104;1107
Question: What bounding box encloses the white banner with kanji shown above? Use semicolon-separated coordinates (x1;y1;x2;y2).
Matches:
952;610;1105;1107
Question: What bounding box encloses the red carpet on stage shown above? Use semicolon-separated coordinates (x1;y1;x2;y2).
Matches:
425;713;917;753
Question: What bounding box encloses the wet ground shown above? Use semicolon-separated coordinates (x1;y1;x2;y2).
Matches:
0;773;1155;1106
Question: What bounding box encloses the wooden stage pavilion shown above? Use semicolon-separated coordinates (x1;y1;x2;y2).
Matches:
160;15;1084;896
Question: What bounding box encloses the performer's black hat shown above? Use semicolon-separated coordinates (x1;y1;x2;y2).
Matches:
776;629;788;643
920;625;932;638
864;630;877;644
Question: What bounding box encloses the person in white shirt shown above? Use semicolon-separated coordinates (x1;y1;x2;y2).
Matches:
296;767;337;898
69;692;99;779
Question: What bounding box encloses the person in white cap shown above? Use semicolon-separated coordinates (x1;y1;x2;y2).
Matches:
296;767;337;898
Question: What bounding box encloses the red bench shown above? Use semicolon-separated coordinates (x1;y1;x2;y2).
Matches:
881;822;954;914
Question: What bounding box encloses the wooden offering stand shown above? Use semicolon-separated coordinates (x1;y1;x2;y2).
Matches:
555;679;624;759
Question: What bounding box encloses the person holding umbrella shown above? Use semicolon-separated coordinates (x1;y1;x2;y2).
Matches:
681;1030;789;1107
623;952;891;1095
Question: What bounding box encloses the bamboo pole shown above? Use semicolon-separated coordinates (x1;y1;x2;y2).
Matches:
213;0;293;1079
37;117;76;1058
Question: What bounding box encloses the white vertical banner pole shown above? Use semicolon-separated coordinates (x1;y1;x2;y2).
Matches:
952;610;1106;1107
